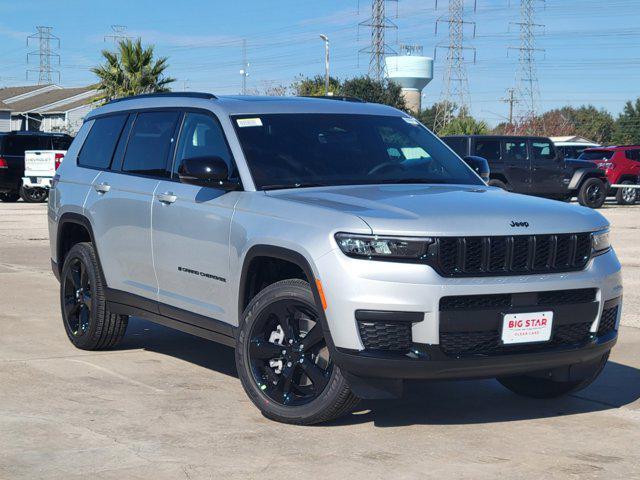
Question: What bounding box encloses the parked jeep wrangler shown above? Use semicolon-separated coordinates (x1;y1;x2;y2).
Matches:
442;135;610;208
49;93;622;424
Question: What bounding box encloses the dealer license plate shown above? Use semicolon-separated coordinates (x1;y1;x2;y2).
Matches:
502;311;553;345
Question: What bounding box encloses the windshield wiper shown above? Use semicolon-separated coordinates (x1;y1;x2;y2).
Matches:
261;182;328;191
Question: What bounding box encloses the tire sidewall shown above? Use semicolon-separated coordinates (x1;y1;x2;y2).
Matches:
60;243;104;349
235;280;348;422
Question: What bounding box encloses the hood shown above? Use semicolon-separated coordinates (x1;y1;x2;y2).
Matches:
564;158;599;169
266;184;608;236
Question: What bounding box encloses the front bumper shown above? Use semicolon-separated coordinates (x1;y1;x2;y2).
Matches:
22;176;52;189
315;248;622;379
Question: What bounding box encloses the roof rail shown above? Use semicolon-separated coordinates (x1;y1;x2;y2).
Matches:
106;91;217;104
300;95;365;103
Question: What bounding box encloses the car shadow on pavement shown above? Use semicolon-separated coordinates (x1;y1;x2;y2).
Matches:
328;361;640;427
116;318;640;428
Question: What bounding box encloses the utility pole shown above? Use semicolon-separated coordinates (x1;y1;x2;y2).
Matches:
27;26;60;84
509;0;545;121
433;0;477;132
319;34;330;95
239;39;249;95
359;0;398;81
501;87;519;125
104;25;131;43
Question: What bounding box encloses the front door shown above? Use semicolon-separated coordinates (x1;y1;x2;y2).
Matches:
530;139;565;195
502;139;531;192
152;111;239;325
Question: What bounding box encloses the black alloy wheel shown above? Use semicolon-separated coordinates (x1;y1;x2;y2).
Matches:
248;299;332;406
20;186;48;203
0;191;20;202
62;257;93;338
578;177;606;209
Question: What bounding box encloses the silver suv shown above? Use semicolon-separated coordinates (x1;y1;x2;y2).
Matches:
49;92;622;424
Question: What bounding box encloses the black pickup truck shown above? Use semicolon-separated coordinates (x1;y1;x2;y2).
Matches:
442;135;609;208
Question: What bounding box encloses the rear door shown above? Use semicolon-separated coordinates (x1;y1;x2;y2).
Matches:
502;138;531;192
530;138;565;195
471;137;502;178
84;111;180;301
152;111;239;325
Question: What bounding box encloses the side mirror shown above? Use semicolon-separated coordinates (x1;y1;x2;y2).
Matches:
178;156;239;190
463;155;490;183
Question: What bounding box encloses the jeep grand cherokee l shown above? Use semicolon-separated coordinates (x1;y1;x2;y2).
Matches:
48;93;622;425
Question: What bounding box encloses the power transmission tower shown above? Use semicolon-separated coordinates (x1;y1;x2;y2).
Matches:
27;26;60;84
240;39;249;95
501;87;519;125
359;0;398;81
433;0;477;132
104;25;132;43
509;0;545;121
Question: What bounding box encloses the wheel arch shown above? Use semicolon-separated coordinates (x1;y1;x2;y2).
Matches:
56;213;106;285
569;168;607;191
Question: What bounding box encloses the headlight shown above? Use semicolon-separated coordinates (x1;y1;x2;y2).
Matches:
592;229;611;255
335;233;432;260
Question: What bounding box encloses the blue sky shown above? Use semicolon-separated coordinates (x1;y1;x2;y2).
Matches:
1;0;639;125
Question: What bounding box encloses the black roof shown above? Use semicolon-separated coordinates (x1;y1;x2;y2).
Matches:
106;91;217;104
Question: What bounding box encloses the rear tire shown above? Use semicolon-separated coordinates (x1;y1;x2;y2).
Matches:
20;186;48;203
0;191;20;202
236;279;359;425
488;179;508;190
60;242;128;350
497;353;609;399
615;180;637;205
577;177;606;209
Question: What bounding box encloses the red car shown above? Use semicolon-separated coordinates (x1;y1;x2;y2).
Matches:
579;145;640;205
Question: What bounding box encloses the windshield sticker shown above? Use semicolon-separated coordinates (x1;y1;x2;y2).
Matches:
237;118;263;128
402;117;420;126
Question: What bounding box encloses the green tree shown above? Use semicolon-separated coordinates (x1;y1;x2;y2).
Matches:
439;115;490;136
291;74;341;96
414;102;458;132
613;98;640;145
92;39;175;102
341;76;407;111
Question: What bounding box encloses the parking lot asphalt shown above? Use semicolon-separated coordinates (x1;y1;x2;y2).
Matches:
1;200;639;480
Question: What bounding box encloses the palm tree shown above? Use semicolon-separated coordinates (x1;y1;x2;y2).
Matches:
92;39;175;102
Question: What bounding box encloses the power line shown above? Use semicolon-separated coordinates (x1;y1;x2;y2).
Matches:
27;26;60;84
104;25;133;44
433;0;477;130
509;0;545;120
359;0;398;81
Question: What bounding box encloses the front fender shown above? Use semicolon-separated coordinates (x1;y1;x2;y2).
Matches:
568;168;608;191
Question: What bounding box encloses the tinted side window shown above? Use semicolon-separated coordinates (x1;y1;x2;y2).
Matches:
442;137;467;157
625;149;640;161
474;139;500;161
78;115;128;169
504;141;528;162
4;136;41;156
174;112;233;175
531;141;556;160
122;111;180;177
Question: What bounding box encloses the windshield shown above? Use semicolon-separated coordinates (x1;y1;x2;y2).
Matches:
232;114;482;190
579;150;614;161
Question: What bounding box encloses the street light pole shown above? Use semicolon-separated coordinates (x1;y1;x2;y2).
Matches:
319;34;330;95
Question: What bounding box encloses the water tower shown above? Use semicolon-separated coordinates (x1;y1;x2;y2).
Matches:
385;45;434;113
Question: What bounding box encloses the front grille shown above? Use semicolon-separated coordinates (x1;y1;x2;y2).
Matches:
598;306;618;336
434;233;592;277
440;288;596;311
357;321;412;351
440;322;592;357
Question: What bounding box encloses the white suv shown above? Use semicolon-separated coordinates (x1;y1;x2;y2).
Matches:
49;92;622;424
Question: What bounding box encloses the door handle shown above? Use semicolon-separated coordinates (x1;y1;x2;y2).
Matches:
94;182;111;194
157;192;177;204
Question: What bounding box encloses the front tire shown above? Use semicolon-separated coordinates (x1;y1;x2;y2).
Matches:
60;242;128;350
497;353;609;399
615;180;637;205
0;191;20;202
235;279;359;425
20;185;48;203
577;177;606;209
